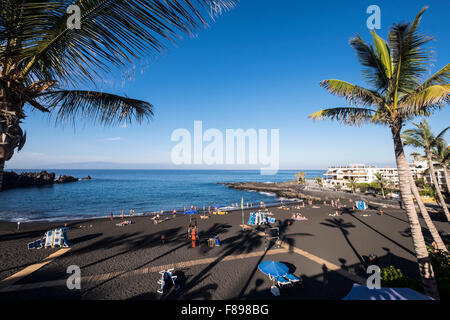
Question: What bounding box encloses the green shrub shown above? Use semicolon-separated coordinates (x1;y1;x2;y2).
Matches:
357;183;370;193
380;266;422;292
428;247;450;299
415;178;425;189
382;249;450;299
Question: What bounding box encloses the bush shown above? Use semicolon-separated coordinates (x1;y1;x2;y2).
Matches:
357;183;370;193
415;178;425;189
381;249;450;299
380;266;423;292
428;247;450;299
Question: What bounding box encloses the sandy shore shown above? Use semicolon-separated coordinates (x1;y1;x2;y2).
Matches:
0;201;449;300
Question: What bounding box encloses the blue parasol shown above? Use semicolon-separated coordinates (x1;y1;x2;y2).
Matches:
258;261;289;277
184;210;198;215
342;284;433;300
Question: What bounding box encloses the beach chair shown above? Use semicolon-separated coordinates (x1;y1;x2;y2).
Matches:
284;273;302;284
248;212;255;225
53;228;62;247
28;238;44;250
44;230;53;248
273;276;291;287
157;269;179;293
62;232;70;247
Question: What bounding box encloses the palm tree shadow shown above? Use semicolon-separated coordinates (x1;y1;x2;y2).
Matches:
320;218;366;267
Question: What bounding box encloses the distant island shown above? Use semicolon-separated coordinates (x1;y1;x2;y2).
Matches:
2;171;91;190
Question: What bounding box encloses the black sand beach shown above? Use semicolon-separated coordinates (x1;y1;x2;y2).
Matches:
0;202;449;300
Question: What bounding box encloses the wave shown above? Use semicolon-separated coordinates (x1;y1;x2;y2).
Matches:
259;191;276;197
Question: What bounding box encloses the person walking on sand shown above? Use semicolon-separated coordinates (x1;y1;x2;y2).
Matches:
190;225;197;248
130;209;135;216
110;212;113;221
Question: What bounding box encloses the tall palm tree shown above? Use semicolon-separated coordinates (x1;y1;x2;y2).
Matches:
432;139;450;195
373;172;388;198
402;120;450;221
346;179;357;193
0;0;235;190
309;7;449;298
407;151;447;251
408;172;448;253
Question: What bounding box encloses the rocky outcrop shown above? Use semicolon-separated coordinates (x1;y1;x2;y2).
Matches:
81;176;92;180
220;181;409;209
219;182;321;201
2;171;83;190
55;175;79;183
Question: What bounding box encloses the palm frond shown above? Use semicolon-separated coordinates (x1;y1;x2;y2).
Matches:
309;107;375;126
319;79;385;107
398;84;450;116
419;63;450;89
370;30;393;79
349;34;389;91
9;0;235;85
388;7;433;96
38;90;154;126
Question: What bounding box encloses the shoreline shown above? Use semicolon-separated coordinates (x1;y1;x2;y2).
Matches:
0;198;303;224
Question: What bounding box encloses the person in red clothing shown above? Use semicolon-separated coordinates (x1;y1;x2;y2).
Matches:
110;212;113;221
191;226;196;248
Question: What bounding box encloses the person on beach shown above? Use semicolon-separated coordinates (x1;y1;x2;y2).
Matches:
110;212;113;221
189;224;197;248
130;209;135;216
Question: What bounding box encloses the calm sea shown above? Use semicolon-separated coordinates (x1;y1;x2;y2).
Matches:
0;170;325;222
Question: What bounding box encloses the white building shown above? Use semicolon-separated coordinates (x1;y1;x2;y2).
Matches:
323;160;446;190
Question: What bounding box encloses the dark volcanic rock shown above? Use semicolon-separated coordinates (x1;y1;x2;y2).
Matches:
2;171;82;190
3;171;56;190
81;176;92;180
55;175;79;183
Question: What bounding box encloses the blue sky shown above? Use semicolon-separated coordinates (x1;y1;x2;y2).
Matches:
8;0;450;170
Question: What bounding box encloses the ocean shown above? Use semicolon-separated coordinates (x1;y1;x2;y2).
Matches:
1;169;325;222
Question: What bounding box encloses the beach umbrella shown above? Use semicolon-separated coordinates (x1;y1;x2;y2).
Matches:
258;261;289;277
342;284;433;300
184;210;198;215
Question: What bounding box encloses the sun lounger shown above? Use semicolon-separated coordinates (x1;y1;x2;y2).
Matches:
273;276;291;286
284;273;302;284
157;268;179;293
28;228;70;249
28;238;44;249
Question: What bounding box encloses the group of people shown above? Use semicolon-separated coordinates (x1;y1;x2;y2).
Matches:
110;208;135;221
330;199;343;208
291;213;308;221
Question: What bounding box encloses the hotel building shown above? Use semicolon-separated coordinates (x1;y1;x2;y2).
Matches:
323;159;447;190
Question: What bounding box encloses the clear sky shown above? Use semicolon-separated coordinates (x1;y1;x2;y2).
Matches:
8;0;450;170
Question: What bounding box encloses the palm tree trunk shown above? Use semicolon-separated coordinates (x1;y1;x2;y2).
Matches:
391;125;440;299
381;186;385;198
0;159;4;191
443;166;450;196
409;174;448;252
426;152;450;222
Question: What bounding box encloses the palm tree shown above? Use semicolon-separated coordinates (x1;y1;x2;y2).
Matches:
373;172;388;198
346;179;357;193
402;120;450;221
432;139;450;195
0;0;235;190
407;152;447;251
309;7;449;298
